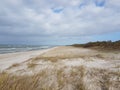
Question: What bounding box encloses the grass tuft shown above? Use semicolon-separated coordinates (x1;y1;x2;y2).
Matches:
27;63;38;68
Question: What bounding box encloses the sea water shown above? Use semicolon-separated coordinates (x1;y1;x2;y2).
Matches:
0;45;54;54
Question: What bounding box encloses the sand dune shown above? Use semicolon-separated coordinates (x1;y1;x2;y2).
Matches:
0;46;120;90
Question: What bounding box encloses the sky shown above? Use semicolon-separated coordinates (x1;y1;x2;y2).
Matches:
0;0;120;45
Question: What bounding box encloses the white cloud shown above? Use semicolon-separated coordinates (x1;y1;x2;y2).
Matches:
0;0;120;44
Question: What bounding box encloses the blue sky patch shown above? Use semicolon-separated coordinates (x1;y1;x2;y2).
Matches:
52;8;63;13
95;0;105;7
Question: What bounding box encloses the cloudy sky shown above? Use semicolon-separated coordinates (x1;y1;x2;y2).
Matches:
0;0;120;45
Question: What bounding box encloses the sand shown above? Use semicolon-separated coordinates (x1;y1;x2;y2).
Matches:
0;46;120;90
0;46;119;73
0;47;56;70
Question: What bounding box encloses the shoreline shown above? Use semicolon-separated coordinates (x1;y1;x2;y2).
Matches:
0;45;56;55
0;47;57;70
0;48;50;55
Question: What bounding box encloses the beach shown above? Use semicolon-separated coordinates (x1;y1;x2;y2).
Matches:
0;47;54;70
0;46;120;90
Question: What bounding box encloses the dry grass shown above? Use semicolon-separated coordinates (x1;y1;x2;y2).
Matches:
0;64;120;90
0;66;86;90
31;52;118;63
85;68;120;90
94;54;104;59
0;72;42;90
32;55;82;62
7;63;20;70
30;49;103;62
56;66;86;90
27;63;38;69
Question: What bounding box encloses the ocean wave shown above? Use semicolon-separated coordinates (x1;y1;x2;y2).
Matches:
0;45;54;54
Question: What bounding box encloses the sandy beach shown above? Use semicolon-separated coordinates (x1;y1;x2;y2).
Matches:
0;46;120;90
0;48;55;70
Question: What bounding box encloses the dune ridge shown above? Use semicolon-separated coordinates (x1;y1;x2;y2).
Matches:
0;46;120;90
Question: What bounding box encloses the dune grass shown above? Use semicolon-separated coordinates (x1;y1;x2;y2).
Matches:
27;63;38;69
7;63;20;70
31;52;106;62
0;66;86;90
0;65;119;90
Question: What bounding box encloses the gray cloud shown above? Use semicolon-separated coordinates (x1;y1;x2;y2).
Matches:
0;0;120;44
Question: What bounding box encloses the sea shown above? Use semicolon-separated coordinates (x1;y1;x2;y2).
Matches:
0;44;55;54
